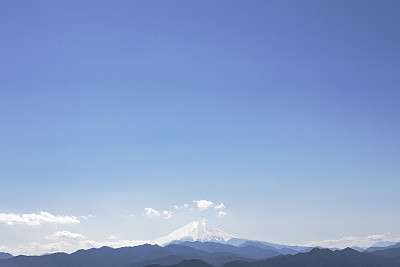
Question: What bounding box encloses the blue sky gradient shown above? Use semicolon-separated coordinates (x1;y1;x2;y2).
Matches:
1;0;400;255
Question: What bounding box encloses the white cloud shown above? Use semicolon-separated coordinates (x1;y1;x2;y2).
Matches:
144;208;172;219
218;211;228;217
108;235;118;240
367;234;385;240
46;231;86;240
162;211;172;219
81;215;94;221
173;204;189;210
215;203;225;210
144;208;160;217
193;200;214;210
0;212;80;226
0;241;78;256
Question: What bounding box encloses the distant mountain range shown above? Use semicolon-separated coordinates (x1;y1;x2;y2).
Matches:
366;242;400;252
1;219;400;266
1;243;400;267
152;247;400;267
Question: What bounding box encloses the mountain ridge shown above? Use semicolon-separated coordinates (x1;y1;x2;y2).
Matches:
2;243;400;267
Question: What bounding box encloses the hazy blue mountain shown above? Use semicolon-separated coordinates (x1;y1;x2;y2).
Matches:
143;247;400;267
224;239;251;246
0;253;82;267
239;240;310;253
0;254;12;260
366;242;400;252
176;241;281;259
0;244;249;267
0;245;172;267
70;245;170;267
162;244;255;266
203;252;253;267
131;255;187;267
238;241;298;255
146;259;214;267
351;246;365;252
372;241;398;247
164;244;210;259
371;247;400;264
221;247;400;267
3;243;400;267
141;247;400;267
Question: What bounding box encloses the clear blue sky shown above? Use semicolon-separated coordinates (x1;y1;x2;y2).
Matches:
1;0;400;255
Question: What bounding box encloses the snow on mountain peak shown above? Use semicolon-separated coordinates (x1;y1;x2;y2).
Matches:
152;219;235;246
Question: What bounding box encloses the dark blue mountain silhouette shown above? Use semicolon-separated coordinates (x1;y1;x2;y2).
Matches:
1;243;400;267
371;247;400;264
0;254;12;260
176;241;281;259
220;247;400;267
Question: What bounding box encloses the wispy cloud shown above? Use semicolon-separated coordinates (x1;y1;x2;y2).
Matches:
173;204;189;209
144;208;172;219
46;231;86;240
215;203;225;210
144;208;160;217
193;200;214;210
0;212;80;226
80;215;94;221
367;234;386;240
108;235;118;240
218;211;228;217
162;211;172;219
147;200;228;218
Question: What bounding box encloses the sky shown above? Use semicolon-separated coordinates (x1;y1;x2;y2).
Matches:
1;0;400;255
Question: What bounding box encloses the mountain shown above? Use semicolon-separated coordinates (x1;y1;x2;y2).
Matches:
0;244;250;267
160;244;256;266
131;255;187;267
220;247;400;267
143;248;400;267
2;243;400;267
366;242;400;252
153;219;235;246
0;245;168;267
146;259;214;267
0;254;12;260
372;241;398;247
351;246;365;252
177;241;281;259
371;247;400;264
152;219;308;253
238;241;299;254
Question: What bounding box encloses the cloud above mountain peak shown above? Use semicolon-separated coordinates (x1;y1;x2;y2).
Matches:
193;200;214;210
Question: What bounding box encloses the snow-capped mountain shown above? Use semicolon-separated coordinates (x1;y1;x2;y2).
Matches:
152;219;236;246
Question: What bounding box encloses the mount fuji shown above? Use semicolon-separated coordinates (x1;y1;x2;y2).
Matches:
151;219;309;253
152;219;240;246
